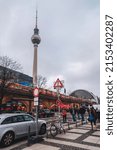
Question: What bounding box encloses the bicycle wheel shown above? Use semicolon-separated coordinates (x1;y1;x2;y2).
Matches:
50;124;58;137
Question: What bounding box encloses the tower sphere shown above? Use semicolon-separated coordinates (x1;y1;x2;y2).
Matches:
31;10;41;45
31;34;41;45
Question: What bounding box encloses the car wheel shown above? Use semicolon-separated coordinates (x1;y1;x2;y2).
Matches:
1;132;14;147
39;124;46;135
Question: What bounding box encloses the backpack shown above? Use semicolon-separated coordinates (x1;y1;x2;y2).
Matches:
88;113;94;122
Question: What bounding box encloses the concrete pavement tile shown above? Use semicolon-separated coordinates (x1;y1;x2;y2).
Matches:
83;136;100;144
56;132;82;140
87;145;100;150
22;144;60;150
45;138;99;150
78;126;91;130
92;131;100;136
97;139;100;144
45;138;88;149
1;141;26;150
69;128;89;133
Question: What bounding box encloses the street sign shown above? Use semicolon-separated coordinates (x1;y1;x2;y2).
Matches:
34;97;38;106
54;78;64;89
33;87;39;97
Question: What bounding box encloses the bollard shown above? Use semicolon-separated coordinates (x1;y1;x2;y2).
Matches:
46;130;48;138
68;122;70;130
76;121;78;127
86;119;88;124
27;126;31;146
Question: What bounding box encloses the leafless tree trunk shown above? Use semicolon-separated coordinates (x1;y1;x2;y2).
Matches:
37;75;47;88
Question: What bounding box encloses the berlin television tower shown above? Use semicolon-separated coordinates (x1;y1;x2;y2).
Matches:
31;10;41;137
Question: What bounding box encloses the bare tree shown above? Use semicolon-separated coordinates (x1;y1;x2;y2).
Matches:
37;75;47;88
0;56;22;105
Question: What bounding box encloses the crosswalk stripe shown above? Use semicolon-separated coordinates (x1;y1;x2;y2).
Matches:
45;138;100;150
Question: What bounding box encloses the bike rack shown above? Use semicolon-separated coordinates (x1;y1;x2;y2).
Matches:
76;121;78;127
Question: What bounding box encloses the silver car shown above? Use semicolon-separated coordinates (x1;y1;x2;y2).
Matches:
0;113;46;146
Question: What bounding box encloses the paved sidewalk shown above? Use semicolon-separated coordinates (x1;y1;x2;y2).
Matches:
8;122;100;150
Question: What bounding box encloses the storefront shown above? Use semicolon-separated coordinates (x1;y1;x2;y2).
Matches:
0;100;27;113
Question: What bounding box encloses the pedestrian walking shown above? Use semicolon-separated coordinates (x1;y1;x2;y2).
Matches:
69;106;76;122
88;107;97;130
75;106;80;120
79;105;86;124
61;109;67;123
96;107;100;123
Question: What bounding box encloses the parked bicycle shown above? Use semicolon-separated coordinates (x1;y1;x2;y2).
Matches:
50;119;65;137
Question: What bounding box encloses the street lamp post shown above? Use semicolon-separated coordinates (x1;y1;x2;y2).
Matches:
57;87;60;118
33;87;39;136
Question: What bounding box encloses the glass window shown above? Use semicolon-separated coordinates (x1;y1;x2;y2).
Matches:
12;115;24;123
23;115;34;121
12;116;17;123
1;117;13;124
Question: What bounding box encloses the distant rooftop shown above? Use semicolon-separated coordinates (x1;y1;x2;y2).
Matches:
70;89;98;103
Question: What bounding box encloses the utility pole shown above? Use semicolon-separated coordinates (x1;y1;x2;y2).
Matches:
54;78;64;121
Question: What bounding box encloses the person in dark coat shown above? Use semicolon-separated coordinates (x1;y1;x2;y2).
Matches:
69;106;76;122
88;107;97;130
79;105;86;124
96;107;100;123
76;106;80;120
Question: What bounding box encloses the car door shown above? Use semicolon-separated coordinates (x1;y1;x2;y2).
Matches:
12;115;28;138
23;114;36;134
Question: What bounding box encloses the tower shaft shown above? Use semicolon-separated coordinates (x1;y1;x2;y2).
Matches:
31;10;41;87
33;44;38;86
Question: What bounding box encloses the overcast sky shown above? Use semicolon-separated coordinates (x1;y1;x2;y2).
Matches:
0;0;100;97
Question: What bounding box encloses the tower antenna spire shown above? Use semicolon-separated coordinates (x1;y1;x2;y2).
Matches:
35;0;38;28
36;9;38;28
